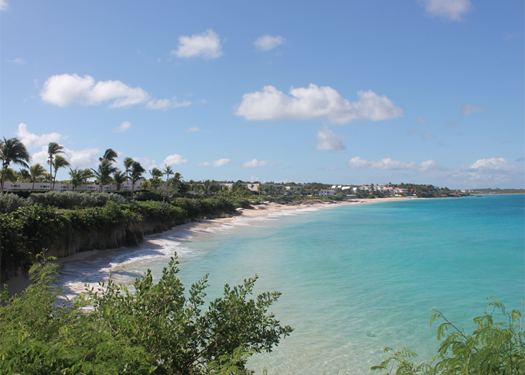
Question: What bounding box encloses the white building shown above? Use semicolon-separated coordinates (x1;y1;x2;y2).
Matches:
319;189;336;197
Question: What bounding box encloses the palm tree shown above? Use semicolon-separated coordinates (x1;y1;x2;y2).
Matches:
1;137;31;191
149;167;164;179
113;170;128;191
92;160;117;192
17;169;31;182
163;165;173;182
129;160;145;194
99;148;118;163
47;142;65;188
51;155;70;189
29;163;46;189
69;168;84;190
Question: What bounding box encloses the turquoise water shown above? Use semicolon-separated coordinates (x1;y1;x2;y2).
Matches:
59;195;525;374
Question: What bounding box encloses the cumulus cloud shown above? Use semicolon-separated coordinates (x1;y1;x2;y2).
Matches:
16;123;66;148
451;157;524;187
254;35;286;51
186;126;200;132
7;58;26;64
197;158;230;167
0;0;7;11
163;154;188;166
461;104;486;116
315;125;346;152
171;29;222;59
416;116;428;125
347;156;442;171
32;146;100;169
241;159;275;168
115;121;131;133
419;0;472;21
40;73;186;110
145;98;191;110
40;74;150;108
236;84;402;124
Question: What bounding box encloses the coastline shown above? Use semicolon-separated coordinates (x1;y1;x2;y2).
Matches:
3;197;415;298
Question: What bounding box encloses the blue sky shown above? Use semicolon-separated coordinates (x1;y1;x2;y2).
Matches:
1;0;523;188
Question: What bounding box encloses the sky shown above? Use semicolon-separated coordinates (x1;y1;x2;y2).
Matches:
1;0;523;188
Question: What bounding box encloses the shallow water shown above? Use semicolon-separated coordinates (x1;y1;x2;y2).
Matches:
57;195;525;374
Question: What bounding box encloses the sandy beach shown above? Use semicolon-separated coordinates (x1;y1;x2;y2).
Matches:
3;197;415;298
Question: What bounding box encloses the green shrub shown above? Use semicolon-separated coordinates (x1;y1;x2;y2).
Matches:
0;193;26;214
171;197;202;218
132;201;185;221
0;254;293;374
372;298;524;374
27;191;123;209
133;191;163;202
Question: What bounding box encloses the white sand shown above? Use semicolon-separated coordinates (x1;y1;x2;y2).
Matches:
2;197;415;298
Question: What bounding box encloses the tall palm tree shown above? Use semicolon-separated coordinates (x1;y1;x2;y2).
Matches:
129;160;145;194
51;155;70;189
149;167;164;179
99;148;118;163
91;160;117;192
163;165;173;182
113;170;128;191
47;142;65;188
30;163;46;189
1;137;31;191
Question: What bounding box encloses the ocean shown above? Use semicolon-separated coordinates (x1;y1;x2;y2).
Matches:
58;195;524;374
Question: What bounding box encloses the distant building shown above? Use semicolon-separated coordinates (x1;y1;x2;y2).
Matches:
319;189;336;197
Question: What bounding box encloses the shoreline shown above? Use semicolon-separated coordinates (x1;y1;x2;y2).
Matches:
3;197;415;298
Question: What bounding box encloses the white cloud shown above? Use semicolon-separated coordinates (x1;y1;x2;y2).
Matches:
419;0;472;21
315;125;346;152
236;84;402;124
40;74;150;108
16;123;66;148
254;35;286;51
115;121;131;133
461;104;486;116
32;146;100;169
416;116;428;125
145;98;192;110
7;58;26;64
347;156;441;171
451;158;524;187
241;159;275;168
197;158;230;167
186;126;200;132
171;29;222;59
0;0;7;11
469;157;512;170
163;154;188;166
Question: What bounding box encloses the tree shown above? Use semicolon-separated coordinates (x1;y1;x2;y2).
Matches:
47;142;65;187
91;160;117;192
29;163;47;189
69;168;94;190
372;298;524;374
99;148;118;163
124;157;145;195
51;155;70;189
17;169;31;182
0;137;31;191
163;165;173;182
0;254;293;374
112;170;128;191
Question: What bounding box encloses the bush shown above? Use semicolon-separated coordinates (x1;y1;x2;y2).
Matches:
372;298;524;374
133;191;163;202
132;201;185;222
26;191;123;209
0;254;293;374
0;193;26;214
3;189;47;199
171;197;202;218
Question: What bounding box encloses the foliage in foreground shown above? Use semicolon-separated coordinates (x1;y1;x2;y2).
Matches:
372;298;524;375
0;254;293;374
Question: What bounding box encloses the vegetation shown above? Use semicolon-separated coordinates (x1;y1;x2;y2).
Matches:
0;137;31;191
0;254;293;374
372;298;524;374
